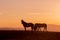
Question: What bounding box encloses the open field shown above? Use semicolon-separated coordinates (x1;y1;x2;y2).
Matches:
0;30;60;40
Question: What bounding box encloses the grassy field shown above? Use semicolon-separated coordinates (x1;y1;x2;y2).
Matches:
0;30;60;40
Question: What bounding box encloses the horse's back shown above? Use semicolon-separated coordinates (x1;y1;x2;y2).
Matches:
35;23;47;27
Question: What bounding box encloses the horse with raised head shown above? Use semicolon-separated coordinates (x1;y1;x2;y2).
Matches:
21;20;34;31
34;23;47;31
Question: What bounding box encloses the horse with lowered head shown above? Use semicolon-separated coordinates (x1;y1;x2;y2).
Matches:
34;23;47;31
21;20;34;31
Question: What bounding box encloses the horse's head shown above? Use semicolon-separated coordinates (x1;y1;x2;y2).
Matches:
21;19;23;21
21;20;24;23
21;19;26;24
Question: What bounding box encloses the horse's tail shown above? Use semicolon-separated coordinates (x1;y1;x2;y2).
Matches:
44;24;47;31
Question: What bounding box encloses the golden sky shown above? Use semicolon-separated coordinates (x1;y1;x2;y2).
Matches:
0;0;60;31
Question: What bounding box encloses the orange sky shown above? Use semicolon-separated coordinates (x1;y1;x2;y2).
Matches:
0;0;60;31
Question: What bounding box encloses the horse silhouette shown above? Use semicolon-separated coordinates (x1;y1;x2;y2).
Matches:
34;23;47;31
21;20;34;31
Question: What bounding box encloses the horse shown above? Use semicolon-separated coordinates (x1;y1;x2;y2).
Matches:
34;23;47;31
21;20;34;31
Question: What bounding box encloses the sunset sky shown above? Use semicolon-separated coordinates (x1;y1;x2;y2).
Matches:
0;0;60;31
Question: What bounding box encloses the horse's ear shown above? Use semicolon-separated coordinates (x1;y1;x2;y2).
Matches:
21;20;23;21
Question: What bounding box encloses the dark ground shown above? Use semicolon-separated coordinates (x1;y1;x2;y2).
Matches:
0;30;60;40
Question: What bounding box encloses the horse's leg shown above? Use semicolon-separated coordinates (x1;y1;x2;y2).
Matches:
43;27;47;32
42;27;45;32
39;27;41;31
45;25;47;31
24;27;26;31
36;27;38;31
31;27;33;31
31;24;35;31
37;27;39;31
45;27;47;31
